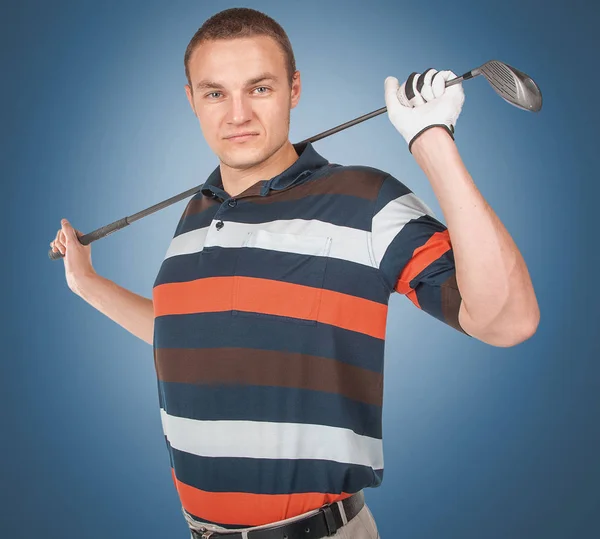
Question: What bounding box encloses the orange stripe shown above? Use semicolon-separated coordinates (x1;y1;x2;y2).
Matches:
395;230;453;309
234;276;322;320
154;276;387;338
171;468;353;526
153;276;233;317
318;288;387;339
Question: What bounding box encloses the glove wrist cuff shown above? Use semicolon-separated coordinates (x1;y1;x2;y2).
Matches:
408;124;455;154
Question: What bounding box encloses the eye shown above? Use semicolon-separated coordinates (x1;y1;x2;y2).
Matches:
254;86;270;94
206;91;222;99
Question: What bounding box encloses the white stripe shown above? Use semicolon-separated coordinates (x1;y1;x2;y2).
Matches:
243;228;332;257
165;219;373;267
371;193;436;268
164;226;209;259
160;408;383;469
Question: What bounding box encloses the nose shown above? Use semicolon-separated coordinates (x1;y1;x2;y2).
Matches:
227;92;252;125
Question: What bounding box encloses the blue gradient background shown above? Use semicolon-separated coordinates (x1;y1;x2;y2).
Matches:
3;1;598;538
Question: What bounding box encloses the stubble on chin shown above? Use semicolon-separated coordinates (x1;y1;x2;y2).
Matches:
219;148;264;170
219;137;286;171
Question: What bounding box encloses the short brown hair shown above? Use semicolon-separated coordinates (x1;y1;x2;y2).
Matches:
184;7;297;91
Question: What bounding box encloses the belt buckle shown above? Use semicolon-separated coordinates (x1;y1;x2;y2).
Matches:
201;531;214;539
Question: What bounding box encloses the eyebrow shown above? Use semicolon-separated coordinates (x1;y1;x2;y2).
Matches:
195;72;279;91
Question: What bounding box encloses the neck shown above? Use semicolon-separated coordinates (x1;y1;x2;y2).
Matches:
220;140;299;197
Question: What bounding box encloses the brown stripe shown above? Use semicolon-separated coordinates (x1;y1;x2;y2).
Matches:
185;180;266;217
249;167;387;205
154;347;383;407
183;168;387;217
182;196;219;219
440;273;468;335
237;181;265;198
184;168;386;217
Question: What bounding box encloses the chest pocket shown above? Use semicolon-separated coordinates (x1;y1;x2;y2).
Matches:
232;229;333;325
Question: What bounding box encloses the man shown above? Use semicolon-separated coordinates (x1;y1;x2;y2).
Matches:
50;7;540;539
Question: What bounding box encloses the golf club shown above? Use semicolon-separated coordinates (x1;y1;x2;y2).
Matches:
49;59;542;260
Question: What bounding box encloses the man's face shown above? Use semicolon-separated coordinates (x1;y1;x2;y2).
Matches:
185;35;301;170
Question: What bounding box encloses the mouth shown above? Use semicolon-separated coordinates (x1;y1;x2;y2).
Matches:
224;132;259;142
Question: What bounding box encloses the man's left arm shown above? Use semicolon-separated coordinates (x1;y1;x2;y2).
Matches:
384;69;540;347
412;127;539;347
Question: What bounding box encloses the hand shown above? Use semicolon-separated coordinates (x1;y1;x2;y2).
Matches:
384;68;465;153
50;219;96;294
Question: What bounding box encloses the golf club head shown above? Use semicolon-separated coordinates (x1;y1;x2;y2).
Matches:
474;60;543;112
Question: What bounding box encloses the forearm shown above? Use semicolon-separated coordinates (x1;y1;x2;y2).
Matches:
411;128;540;345
74;273;155;346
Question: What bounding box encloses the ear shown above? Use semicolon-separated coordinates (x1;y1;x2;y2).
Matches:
184;84;197;116
290;70;301;109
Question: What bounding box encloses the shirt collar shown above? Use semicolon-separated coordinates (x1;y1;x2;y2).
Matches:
200;141;329;200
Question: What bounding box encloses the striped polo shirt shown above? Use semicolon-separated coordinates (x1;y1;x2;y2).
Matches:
152;141;469;529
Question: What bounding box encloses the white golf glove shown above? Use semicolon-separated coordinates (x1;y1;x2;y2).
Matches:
384;69;465;153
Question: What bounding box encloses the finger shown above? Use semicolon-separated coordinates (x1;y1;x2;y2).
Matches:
384;76;403;107
61;219;76;244
418;68;437;102
405;72;425;107
388;74;413;108
433;70;458;98
396;81;412;107
51;238;64;255
57;232;67;254
53;229;65;253
52;231;62;252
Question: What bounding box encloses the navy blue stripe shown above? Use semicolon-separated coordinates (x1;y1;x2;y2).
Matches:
176;205;220;236
234;247;328;290
160;382;382;438
153;248;390;304
161;434;175;469
379;214;448;291
154;312;385;373
167;441;382;496
176;194;373;238
410;250;457;321
323;257;389;304
224;194;372;229
152;245;238;289
410;248;456;288
412;278;445;322
372;174;412;215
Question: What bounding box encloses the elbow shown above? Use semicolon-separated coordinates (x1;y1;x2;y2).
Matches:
459;297;540;348
464;309;540;348
512;301;541;346
515;312;541;345
487;312;540;348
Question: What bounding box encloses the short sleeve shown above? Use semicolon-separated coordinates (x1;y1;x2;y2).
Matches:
370;174;471;336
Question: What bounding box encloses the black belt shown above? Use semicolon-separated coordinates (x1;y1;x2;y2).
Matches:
190;490;365;539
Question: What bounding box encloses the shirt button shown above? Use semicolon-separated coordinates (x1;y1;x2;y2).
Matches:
216;220;224;230
228;198;237;207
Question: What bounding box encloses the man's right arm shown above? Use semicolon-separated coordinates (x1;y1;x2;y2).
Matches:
75;273;154;346
51;218;155;346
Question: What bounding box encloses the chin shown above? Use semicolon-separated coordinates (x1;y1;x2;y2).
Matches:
219;143;274;170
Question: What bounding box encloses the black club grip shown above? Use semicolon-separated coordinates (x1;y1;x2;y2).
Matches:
48;217;129;260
